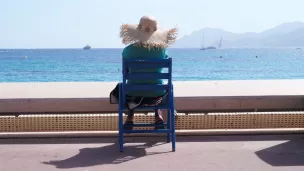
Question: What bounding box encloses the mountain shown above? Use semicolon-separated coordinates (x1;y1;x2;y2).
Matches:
172;21;304;48
260;21;304;37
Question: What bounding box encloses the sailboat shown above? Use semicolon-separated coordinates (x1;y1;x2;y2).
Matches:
200;33;222;50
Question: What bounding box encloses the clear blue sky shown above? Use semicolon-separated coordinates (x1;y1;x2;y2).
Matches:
1;0;304;48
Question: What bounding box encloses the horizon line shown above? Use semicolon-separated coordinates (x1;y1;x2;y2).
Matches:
0;47;303;50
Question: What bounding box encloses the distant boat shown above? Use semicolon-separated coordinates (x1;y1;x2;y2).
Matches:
205;46;216;50
200;33;222;50
296;48;302;50
83;45;91;50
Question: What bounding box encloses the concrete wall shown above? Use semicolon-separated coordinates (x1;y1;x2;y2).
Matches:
1;80;304;114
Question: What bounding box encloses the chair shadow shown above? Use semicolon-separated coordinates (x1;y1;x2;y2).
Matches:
42;141;169;169
255;138;304;166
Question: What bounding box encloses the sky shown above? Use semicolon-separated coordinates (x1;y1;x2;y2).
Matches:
1;0;304;48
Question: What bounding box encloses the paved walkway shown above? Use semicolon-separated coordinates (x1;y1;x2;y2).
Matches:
1;134;304;171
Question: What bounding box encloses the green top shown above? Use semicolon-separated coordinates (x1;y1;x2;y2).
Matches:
122;44;168;97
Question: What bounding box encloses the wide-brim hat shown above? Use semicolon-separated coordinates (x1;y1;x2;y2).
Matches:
120;16;178;49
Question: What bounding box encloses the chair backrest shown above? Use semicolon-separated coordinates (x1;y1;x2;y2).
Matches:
122;58;172;96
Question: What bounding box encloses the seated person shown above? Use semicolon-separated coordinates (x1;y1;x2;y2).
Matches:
111;15;178;130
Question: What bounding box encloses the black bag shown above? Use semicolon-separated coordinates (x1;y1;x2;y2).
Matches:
109;83;167;110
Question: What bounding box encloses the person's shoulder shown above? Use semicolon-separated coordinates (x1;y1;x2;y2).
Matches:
123;44;134;51
155;47;167;52
158;48;168;57
122;44;136;57
161;48;167;52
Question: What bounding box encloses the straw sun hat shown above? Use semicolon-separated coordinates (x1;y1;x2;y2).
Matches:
120;16;178;49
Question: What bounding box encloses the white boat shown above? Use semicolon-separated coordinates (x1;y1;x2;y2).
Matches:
83;45;91;50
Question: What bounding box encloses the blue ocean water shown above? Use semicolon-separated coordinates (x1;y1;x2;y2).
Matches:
0;48;304;82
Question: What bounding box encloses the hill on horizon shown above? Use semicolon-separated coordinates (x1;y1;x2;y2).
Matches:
172;21;304;48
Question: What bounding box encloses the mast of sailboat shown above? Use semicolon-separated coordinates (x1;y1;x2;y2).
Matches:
218;36;222;48
201;32;205;49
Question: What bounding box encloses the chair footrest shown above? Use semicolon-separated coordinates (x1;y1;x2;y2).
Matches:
123;129;170;134
131;106;169;110
124;123;168;127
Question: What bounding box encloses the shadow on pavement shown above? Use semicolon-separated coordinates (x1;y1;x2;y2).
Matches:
255;138;304;166
42;141;169;169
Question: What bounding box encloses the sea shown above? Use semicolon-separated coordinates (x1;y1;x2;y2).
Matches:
0;48;304;82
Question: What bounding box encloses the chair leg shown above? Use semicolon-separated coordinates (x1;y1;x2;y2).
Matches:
171;91;176;152
119;110;124;152
167;109;171;143
171;108;176;152
118;84;124;152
